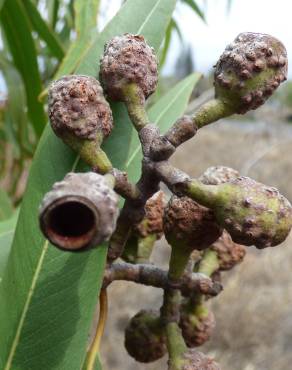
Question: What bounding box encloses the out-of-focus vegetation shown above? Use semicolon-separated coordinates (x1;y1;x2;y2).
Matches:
0;0;206;207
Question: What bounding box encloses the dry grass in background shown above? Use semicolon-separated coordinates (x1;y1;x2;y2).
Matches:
100;120;292;370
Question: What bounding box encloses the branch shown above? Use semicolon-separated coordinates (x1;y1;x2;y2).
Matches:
102;262;222;296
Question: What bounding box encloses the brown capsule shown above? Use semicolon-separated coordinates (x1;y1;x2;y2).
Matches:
48;75;113;140
163;196;222;251
125;310;166;363
240;69;251;79
180;302;215;347
210;230;246;270
168;349;221;370
100;33;158;101
253;59;265;71
39;172;119;251
135;191;166;239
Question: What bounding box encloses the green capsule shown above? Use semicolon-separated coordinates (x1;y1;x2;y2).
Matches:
187;176;292;249
214;32;287;114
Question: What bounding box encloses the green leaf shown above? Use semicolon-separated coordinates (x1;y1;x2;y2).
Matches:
0;0;46;137
0;213;18;282
22;0;65;60
0;52;31;155
47;0;60;30
126;72;201;182
160;19;173;67
159;18;182;68
0;0;4;12
181;0;205;22
0;190;13;221
0;1;176;370
53;0;100;79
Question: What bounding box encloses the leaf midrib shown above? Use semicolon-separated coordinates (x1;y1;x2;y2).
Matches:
4;241;49;370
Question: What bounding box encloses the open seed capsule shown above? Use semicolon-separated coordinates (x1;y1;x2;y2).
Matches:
39;172;119;251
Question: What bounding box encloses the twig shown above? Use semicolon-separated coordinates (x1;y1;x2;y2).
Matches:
103;262;222;296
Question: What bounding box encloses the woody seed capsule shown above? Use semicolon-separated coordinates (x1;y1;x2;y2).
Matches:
100;33;158;101
39;172;119;251
214;32;288;113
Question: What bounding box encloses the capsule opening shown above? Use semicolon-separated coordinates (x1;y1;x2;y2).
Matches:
43;199;98;250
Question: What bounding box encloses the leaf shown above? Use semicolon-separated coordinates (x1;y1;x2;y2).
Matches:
0;213;18;282
22;0;65;60
0;1;177;370
47;0;59;30
0;52;31;155
0;0;46;137
52;0;100;80
126;73;201;182
182;0;205;22
159;18;183;68
159;19;173;67
0;190;13;221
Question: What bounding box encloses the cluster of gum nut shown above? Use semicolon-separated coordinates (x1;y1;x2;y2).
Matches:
39;33;292;369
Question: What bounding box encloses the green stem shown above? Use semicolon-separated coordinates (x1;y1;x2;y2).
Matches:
79;141;113;174
136;233;157;263
166;322;187;370
192;98;234;129
185;179;219;209
122;83;149;131
197;249;220;277
168;240;192;281
63;132;113;174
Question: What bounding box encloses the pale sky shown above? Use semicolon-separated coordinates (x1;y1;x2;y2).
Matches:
100;0;292;78
167;0;292;77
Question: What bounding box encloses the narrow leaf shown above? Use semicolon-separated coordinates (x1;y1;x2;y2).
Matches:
0;213;18;282
159;19;174;67
22;0;65;60
182;0;205;22
0;1;177;370
53;0;100;79
0;190;13;221
0;0;46;137
47;0;60;30
0;53;31;154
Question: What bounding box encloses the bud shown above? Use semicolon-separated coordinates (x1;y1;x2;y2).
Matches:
48;75;113;140
100;34;158;101
39;172;119;251
168;349;221;370
187;177;292;249
180;301;215;347
122;191;166;263
163;196;222;251
214;32;287;113
124;310;166;363
210;230;246;270
199;166;239;185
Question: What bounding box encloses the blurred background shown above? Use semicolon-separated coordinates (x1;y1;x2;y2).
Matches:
1;1;292;369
